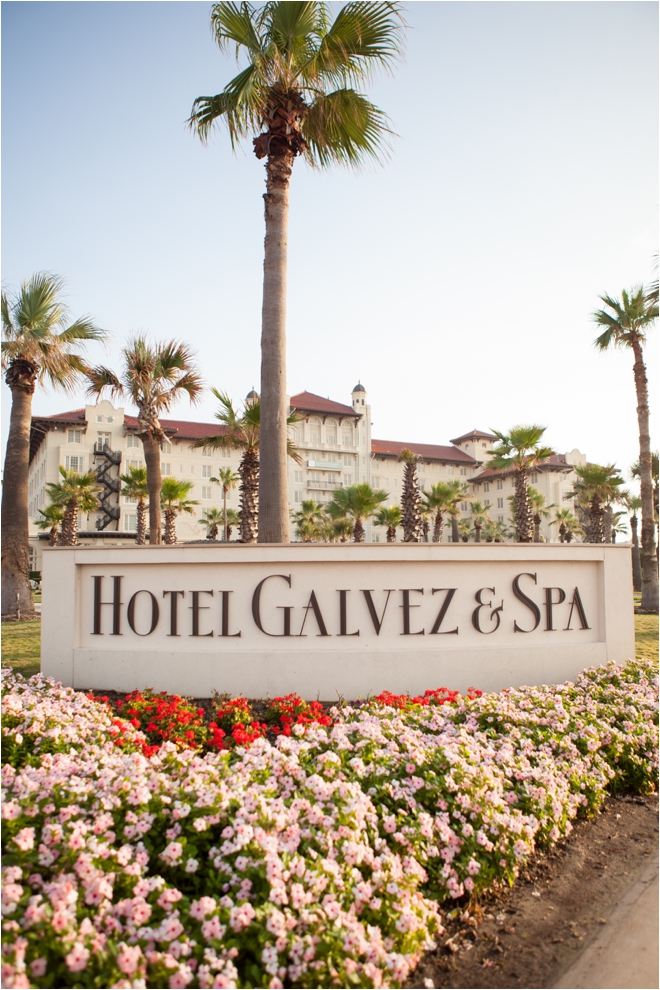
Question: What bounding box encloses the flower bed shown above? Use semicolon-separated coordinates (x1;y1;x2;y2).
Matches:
1;660;657;989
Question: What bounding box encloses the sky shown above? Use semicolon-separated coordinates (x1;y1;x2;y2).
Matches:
2;0;658;486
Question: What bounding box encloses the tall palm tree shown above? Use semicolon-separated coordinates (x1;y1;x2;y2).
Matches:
630;452;659;520
400;449;421;542
199;507;225;540
374;504;401;543
489;426;554;543
329;483;388;543
45;467;101;547
422;480;466;543
609;510;628;544
469;500;490;543
86;338;203;545
161;478;198;545
35;503;64;547
189;2;403;543
566;463;625;544
119;465;149;545
198;390;302;543
211;467;240;541
1;273;104;612
593;287;658;608
623;494;643;591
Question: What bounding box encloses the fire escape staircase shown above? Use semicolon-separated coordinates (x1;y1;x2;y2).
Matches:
94;445;122;530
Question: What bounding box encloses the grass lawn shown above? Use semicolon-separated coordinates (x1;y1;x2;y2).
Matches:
2;613;657;682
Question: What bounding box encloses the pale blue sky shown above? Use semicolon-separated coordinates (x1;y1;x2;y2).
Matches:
2;1;658;484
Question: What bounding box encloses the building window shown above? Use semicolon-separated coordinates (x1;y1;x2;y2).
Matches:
124;495;137;505
531;472;539;483
201;445;212;457
222;448;231;459
483;482;490;492
482;442;487;448
447;466;454;475
485;499;491;507
161;462;171;475
294;490;303;503
202;465;213;478
497;498;504;508
190;465;195;474
95;432;111;452
96;415;103;423
343;474;352;485
342;434;352;446
201;487;212;500
326;433;336;445
123;514;137;531
294;471;303;483
161;441;172;454
127;459;143;470
310;432;319;443
343;454;353;466
127;434;141;448
496;479;503;490
65;456;83;472
461;502;468;511
67;429;82;444
498;515;504;523
460;467;467;475
372;477;380;487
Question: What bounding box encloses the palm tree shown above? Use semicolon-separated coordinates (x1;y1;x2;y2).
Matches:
566;463;625;544
323;502;354;543
469;500;490;543
610;510;628;544
631;452;659;520
593;287;658;608
198;390;301;542
189;2;403;543
35;503;64;547
489;427;554;543
400;450;422;543
527;486;556;542
119;465;149;545
374;504;401;543
623;494;643;591
45;467;101;547
291;499;325;542
552;507;581;544
329;483;388;543
1;273;104;613
160;478;198;545
422;480;466;543
457;517;471;542
199;507;225;541
224;508;241;540
210;467;240;541
86;338;203;546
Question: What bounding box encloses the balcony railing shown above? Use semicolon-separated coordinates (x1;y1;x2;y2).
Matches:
307;480;343;491
307;460;344;470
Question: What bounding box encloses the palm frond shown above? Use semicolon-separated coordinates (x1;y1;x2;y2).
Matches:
86;365;123;400
210;2;264;57
303;88;391;167
303;1;404;87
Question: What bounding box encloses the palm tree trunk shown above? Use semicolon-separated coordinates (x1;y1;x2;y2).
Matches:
451;516;459;543
142;435;162;545
533;514;541;542
223;488;228;542
474;524;481;543
136;500;147;546
514;469;533;542
258;151;293;544
1;377;35;614
432;512;443;543
239;448;259;543
387;525;395;543
60;502;79;547
587;496;605;544
631;339;658;609
49;526;58;547
559;523;566;544
630;514;642;593
353;517;365;543
164;509;177;545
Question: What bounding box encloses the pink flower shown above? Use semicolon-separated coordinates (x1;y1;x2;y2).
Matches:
2;801;20;820
65;943;90;973
12;828;35;852
160;842;183;867
168;965;193;988
201;916;226;940
117;943;143;976
30;958;47;977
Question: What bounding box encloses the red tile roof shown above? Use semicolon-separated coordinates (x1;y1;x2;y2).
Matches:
289;391;358;417
449;428;499;444
31;409;228;441
371;439;477;464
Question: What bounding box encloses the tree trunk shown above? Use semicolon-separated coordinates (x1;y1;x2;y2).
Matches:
474;524;481;543
514;468;533;542
223;488;228;542
1;377;35;614
353;517;365;543
49;526;58;547
142;435;163;545
422;519;429;542
587;496;605;543
631;339;658;609
559;523;566;544
401;458;421;543
239;448;259;543
630;513;642;593
603;505;613;543
533;514;541;542
386;525;395;543
227;525;233;540
432;512;443;543
136;499;147;546
60;501;79;547
451;516;459;543
164;509;177;545
258;151;293;544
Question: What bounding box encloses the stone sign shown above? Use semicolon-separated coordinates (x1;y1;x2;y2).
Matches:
41;543;634;697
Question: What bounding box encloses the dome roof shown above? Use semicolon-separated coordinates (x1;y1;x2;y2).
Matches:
352;382;366;393
245;389;259;400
